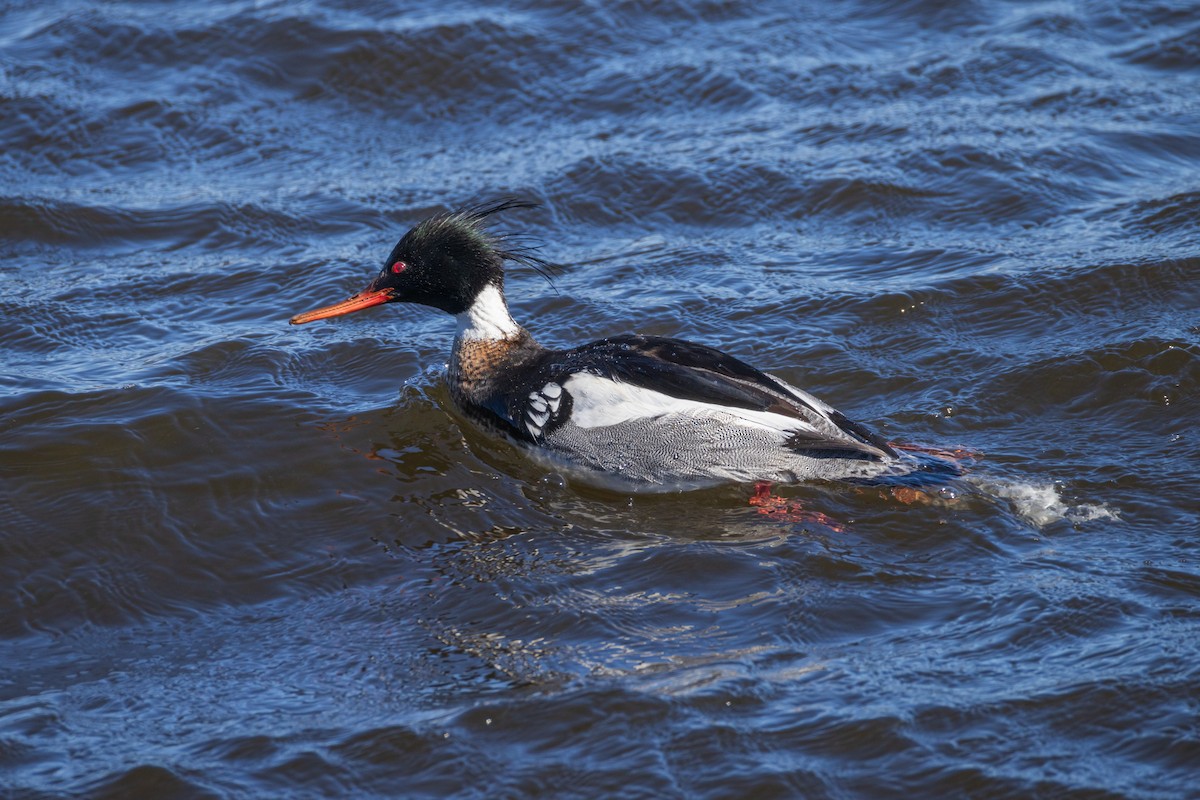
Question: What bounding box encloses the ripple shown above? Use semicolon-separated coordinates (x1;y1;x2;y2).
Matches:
308;15;564;119
3;0;1200;796
581;62;764;116
0;194;370;255
1125;190;1200;240
84;764;215;799
1117;20;1200;70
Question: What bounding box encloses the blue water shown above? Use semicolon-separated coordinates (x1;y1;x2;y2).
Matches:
2;0;1199;797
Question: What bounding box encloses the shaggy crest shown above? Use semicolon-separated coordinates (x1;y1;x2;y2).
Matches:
401;198;558;289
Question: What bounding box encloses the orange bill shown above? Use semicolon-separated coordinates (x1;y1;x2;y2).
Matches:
289;289;395;325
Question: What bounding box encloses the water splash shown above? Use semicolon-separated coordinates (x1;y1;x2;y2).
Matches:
966;476;1120;529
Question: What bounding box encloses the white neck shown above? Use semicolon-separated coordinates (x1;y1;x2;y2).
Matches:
454;282;521;341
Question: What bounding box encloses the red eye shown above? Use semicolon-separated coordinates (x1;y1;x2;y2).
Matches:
391;261;407;274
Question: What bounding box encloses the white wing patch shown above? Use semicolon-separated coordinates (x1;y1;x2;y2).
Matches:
561;373;819;437
524;382;564;438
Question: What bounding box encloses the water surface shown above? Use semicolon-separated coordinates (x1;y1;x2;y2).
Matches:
3;0;1199;797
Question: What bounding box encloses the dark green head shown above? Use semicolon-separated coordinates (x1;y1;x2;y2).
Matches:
291;199;550;324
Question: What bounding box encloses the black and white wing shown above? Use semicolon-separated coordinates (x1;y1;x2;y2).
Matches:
473;334;894;463
548;334;896;460
518;379;571;441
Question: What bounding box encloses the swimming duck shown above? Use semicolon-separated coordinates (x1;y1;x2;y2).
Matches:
290;200;918;491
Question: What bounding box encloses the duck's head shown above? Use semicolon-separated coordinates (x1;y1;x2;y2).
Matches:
290;199;547;325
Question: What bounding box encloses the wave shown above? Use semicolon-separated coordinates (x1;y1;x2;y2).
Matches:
0;194;373;254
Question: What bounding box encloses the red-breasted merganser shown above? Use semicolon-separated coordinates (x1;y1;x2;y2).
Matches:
290;200;923;491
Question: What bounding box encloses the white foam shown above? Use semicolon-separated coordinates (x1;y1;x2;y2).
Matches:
964;476;1120;528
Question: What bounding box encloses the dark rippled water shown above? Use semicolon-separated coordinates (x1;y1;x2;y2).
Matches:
4;0;1200;797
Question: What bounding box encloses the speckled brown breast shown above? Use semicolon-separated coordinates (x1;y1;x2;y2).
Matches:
448;329;537;405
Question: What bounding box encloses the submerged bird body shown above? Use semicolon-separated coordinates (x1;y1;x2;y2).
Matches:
291;201;920;492
447;330;909;491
